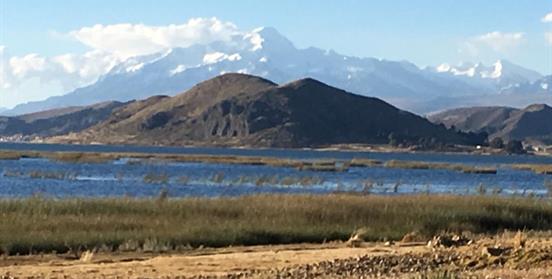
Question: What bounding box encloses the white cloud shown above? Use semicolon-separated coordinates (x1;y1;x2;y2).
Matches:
9;54;46;78
0;46;12;89
70;17;240;59
1;46;123;108
0;17;247;108
542;12;552;23
458;31;525;59
3;49;120;91
458;41;479;57
546;32;552;46
474;31;525;52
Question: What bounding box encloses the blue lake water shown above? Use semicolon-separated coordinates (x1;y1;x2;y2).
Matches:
0;143;551;198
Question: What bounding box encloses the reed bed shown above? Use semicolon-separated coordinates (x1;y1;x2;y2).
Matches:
510;164;552;175
43;152;116;164
0;151;27;160
384;160;497;174
350;158;383;167
0;150;41;160
0;150;500;175
0;194;550;255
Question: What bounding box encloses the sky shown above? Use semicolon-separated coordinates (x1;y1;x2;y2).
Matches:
1;0;551;108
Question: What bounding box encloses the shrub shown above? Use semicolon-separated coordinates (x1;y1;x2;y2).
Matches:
505;140;525;154
489;137;504;149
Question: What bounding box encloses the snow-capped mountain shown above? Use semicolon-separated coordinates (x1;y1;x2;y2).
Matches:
6;27;549;115
429;60;542;91
500;75;552;95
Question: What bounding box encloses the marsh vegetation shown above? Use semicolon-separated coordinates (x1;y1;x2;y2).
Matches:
0;149;502;175
0;194;550;255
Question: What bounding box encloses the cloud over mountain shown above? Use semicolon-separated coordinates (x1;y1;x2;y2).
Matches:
542;12;552;23
1;17;549;113
69;18;241;59
546;33;552;46
2;48;120;92
458;31;527;64
473;32;525;53
0;46;12;89
0;18;250;107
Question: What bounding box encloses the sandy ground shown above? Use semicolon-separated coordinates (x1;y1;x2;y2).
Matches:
1;235;551;279
0;243;384;278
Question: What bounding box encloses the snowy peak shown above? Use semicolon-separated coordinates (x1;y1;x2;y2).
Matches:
251;27;295;51
435;62;479;77
434;60;539;80
432;60;542;89
6;26;551;116
106;26;294;77
500;75;552;95
492;60;543;83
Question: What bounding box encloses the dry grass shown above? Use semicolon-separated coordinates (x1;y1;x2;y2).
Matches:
43;152;116;163
0;150;42;160
0;194;550;255
0;149;501;175
350;158;383;167
511;164;552;175
384;160;497;174
0;151;27;160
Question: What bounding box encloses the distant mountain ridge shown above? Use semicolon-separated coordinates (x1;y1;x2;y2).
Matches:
500;75;552;95
53;73;483;148
0;101;126;138
428;60;543;90
6;27;550;116
429;104;552;144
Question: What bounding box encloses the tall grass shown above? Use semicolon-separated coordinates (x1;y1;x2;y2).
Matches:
0;150;497;174
511;164;552;175
0;195;550;255
384;160;497;174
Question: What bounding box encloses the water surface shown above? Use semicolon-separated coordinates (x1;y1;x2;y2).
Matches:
0;143;550;198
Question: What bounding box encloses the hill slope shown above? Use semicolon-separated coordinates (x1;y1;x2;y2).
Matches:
429;104;552;143
0;101;126;138
65;74;481;148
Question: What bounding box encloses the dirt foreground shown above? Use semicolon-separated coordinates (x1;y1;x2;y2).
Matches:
1;233;551;279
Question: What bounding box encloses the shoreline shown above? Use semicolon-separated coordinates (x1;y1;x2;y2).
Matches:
1;140;550;158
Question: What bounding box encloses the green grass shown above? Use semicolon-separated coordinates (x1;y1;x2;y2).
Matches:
0;194;550;255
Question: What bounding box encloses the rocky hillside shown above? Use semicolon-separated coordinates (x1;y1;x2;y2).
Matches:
429;104;552;143
0;101;126;138
62;73;483;148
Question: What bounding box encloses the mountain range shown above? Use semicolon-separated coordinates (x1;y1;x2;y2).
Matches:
0;101;125;138
429;104;552;144
48;74;483;148
429;60;542;90
4;27;551;116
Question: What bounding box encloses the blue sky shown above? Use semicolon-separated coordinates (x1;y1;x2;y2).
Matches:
1;0;552;107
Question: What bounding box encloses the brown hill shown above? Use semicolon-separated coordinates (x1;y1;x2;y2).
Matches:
65;73;481;148
0;101;126;138
429;104;552;143
428;107;517;135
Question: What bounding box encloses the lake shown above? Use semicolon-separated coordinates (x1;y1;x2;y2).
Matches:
0;142;551;198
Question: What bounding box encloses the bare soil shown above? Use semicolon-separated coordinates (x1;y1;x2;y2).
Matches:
1;234;551;278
